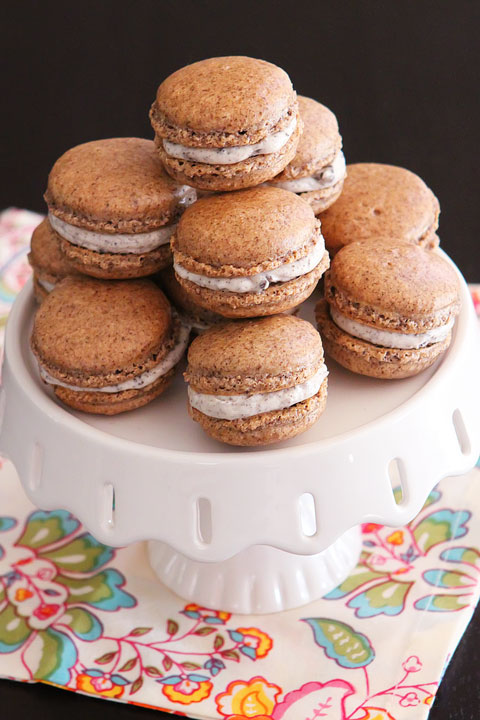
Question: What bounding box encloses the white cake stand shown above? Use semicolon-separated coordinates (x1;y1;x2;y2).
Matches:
1;256;479;614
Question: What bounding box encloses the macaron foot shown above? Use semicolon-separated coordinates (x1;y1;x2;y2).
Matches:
189;381;327;446
58;237;172;280
156;124;301;192
316;299;451;379
307;178;345;215
176;255;328;318
53;369;175;415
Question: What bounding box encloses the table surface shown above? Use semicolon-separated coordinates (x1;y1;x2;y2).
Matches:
1;601;478;719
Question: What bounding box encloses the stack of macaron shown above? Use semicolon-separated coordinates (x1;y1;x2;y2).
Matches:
28;54;460;447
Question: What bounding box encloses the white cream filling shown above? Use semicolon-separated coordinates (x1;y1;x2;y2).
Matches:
330;306;454;349
37;278;56;293
163;116;297;166
174;184;198;208
49;213;177;254
188;365;327;420
273;151;346;192
39;322;190;393
174;235;325;294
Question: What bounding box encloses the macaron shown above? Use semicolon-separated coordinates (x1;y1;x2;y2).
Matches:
316;239;461;379
45;138;197;279
269;96;346;213
320;163;440;256
185;315;328;446
150;56;301;192
159;266;223;335
171;186;329;318
28;218;78;302
31;276;189;414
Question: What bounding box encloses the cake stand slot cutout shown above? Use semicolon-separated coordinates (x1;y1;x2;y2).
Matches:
298;492;317;537
452;409;471;455
388;457;407;506
28;442;44;492
102;483;115;530
196;497;212;545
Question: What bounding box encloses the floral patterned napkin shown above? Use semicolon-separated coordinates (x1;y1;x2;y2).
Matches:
0;208;479;720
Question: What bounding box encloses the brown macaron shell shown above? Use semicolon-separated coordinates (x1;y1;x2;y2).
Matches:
28;219;79;302
316;240;460;379
58;239;171;280
151;56;297;146
320;163;440;255
150;56;300;191
172;186;329;317
45;138;188;232
270;97;345;213
45;138;194;279
185;315;327;446
325;240;460;332
31;277;182;413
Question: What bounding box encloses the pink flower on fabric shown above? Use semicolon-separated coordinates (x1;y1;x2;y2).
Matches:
400;691;421;707
402;655;422;673
91;675;116;692
272;679;355;719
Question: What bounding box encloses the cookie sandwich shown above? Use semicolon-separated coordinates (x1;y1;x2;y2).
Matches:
269;96;346;213
28;218;78;302
185;315;328;446
320;163;440;256
45;138;196;279
31;276;190;414
316;239;461;379
150;56;301;191
171;186;329;318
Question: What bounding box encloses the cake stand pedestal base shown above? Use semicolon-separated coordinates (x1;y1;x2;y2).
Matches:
147;526;362;614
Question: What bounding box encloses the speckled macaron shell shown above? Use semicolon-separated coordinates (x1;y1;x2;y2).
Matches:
150;56;300;191
185;315;327;446
31;276;179;414
45;138;193;279
28;219;78;302
172;186;328;317
316;240;460;379
325;240;460;332
152;56;296;146
320;163;440;255
45;138;188;232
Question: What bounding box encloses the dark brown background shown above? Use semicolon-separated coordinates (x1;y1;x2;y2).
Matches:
1;1;479;717
2;0;479;279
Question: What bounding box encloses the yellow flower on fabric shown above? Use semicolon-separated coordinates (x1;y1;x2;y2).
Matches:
162;677;213;705
76;673;124;698
216;676;282;717
182;603;231;624
386;530;404;545
236;627;273;658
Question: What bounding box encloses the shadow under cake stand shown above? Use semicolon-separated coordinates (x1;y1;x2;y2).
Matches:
1;257;479;614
